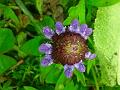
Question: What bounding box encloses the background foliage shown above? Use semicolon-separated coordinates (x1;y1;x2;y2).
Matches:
0;0;120;90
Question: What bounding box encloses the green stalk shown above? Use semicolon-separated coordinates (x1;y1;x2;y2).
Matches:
91;67;99;90
15;0;43;34
15;0;34;22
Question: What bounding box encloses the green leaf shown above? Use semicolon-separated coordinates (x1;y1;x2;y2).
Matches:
45;65;61;84
0;55;17;74
60;0;68;7
17;32;27;47
94;2;120;86
0;81;13;90
42;16;55;29
36;0;43;15
0;20;5;27
74;69;86;86
0;3;19;25
64;80;76;90
0;28;15;53
87;60;95;74
20;36;45;56
24;86;37;90
64;0;85;25
88;0;120;7
3;7;19;25
40;65;54;83
55;71;67;90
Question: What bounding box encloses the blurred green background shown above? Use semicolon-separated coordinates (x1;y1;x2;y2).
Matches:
0;0;120;90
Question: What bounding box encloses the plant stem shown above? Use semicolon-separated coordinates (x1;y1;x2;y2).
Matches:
92;67;99;90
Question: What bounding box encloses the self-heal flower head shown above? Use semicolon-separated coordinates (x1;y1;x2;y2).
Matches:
39;19;96;78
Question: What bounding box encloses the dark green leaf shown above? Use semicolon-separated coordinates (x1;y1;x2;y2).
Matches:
0;55;17;74
15;0;34;22
3;7;19;25
0;3;19;25
0;28;15;53
17;32;27;47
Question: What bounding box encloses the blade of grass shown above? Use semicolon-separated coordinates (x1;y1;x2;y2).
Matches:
92;67;99;90
15;0;43;34
15;0;34;22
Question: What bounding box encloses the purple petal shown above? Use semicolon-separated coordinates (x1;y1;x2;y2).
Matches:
41;55;53;66
55;22;63;30
69;19;80;33
39;43;52;54
71;19;79;29
80;24;88;34
74;60;85;72
80;24;93;39
89;54;96;60
43;27;54;39
85;52;96;60
55;22;65;35
85;52;91;59
85;28;92;36
64;64;74;78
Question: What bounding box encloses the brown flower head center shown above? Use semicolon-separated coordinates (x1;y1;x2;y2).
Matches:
65;42;81;54
52;30;88;65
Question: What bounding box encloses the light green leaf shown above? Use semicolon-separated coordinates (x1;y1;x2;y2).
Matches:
40;64;54;83
64;80;76;90
24;86;38;90
20;36;45;56
88;0;120;7
64;0;85;25
0;55;17;74
74;69;86;86
87;60;95;74
94;2;120;86
45;65;61;84
55;71;67;90
36;0;43;15
42;16;55;29
60;0;68;7
0;28;15;53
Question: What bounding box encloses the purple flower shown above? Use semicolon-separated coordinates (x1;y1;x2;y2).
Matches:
39;19;96;78
43;26;54;39
69;19;80;34
64;64;74;78
85;52;96;60
55;22;65;35
41;55;53;66
39;43;52;54
74;60;85;72
79;24;93;39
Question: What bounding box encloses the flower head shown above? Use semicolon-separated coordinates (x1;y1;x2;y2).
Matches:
39;19;96;78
